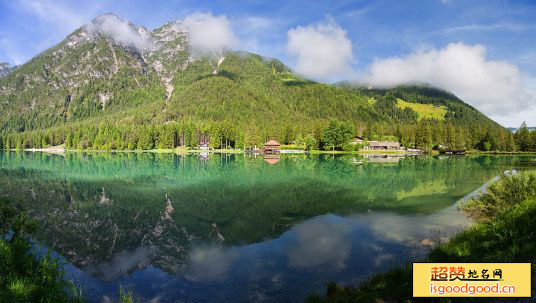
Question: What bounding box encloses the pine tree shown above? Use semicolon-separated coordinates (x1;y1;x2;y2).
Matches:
137;127;155;150
445;124;456;149
515;122;531;151
530;130;536;151
506;132;516;151
454;127;466;150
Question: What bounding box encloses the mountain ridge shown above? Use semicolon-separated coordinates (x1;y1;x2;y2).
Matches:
0;13;515;151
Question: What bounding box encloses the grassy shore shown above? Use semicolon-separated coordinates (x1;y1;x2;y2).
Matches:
0;199;85;303
307;171;536;303
0;199;139;303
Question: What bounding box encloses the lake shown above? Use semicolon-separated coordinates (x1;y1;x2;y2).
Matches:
1;152;535;302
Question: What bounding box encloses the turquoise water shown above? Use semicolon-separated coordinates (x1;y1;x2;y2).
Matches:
1;152;534;302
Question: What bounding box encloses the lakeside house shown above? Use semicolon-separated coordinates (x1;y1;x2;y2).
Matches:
365;141;401;151
351;136;365;145
263;140;281;154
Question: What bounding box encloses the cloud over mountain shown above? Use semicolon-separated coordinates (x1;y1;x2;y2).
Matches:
362;42;534;117
181;12;239;53
286;19;354;81
84;14;155;51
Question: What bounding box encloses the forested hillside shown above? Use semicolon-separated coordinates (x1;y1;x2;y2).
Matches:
0;14;516;152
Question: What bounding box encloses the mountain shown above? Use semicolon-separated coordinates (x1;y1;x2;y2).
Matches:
0;14;514;151
0;62;14;78
508;127;536;133
337;83;503;127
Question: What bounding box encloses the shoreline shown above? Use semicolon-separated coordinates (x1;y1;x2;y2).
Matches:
9;147;420;156
7;148;536;156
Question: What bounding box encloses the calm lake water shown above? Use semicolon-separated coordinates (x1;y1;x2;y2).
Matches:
1;152;535;303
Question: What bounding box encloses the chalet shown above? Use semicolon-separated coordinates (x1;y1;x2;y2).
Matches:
263;140;281;154
367;141;401;150
351;136;365;145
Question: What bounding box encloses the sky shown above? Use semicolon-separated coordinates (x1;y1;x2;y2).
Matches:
0;0;535;127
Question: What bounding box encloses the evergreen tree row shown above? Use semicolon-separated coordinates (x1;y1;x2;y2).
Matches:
0;118;519;152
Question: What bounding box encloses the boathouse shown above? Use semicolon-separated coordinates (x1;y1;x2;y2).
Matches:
263;140;281;154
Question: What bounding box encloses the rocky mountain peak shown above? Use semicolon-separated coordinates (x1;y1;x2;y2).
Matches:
0;62;13;78
152;20;188;43
82;13;158;52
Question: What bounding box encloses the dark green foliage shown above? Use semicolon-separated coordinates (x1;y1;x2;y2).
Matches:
373;95;418;123
0;115;516;152
322;120;354;151
514;121;536;152
462;172;536;222
0;199;84;303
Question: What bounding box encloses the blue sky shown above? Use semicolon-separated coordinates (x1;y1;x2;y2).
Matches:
0;0;535;126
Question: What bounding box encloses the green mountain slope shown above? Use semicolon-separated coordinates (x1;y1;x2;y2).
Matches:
341;84;503;128
0;14;514;151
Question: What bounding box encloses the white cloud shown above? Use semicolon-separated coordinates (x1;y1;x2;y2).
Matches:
362;42;535;117
85;14;155;51
286;18;354;81
180;12;239;53
496;80;536;126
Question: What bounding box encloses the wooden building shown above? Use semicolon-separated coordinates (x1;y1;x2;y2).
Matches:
263;140;281;154
351;136;365;145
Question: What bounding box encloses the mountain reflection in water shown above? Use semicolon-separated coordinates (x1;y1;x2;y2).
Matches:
1;152;534;302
